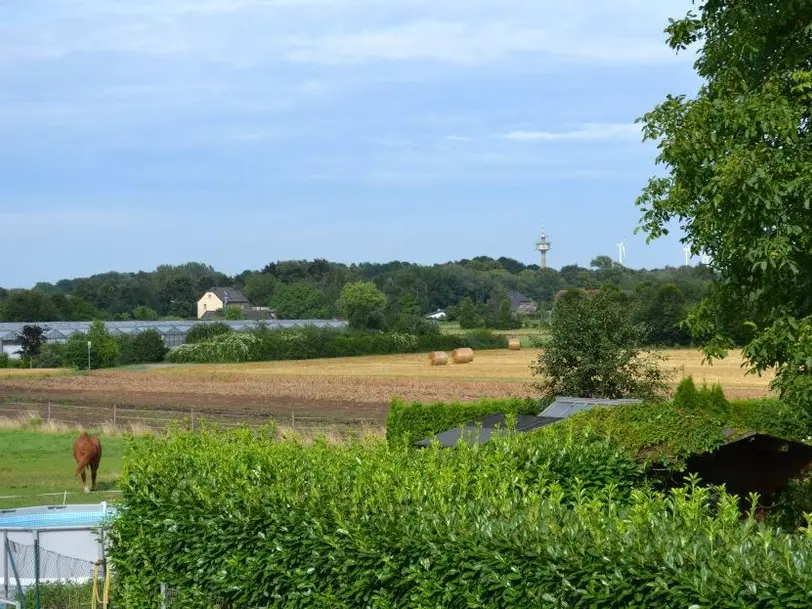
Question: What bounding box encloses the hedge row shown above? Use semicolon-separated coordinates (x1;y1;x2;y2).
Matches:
385;396;541;446
168;327;508;364
108;427;812;609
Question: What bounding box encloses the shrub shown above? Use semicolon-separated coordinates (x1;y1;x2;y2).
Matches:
728;397;812;442
119;330;168;365
386;396;541;446
672;376;730;422
32;343;66;368
0;353;9;368
168;332;258;364
185;322;232;344
16;580;95;609
108;427;812;609
62;320;120;369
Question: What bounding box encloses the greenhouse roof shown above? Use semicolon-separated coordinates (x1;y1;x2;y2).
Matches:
0;319;347;339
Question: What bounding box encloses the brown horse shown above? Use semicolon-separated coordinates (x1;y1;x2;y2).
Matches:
73;432;102;493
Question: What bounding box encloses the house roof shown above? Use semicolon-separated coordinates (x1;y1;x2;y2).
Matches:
415;414;558;448
208;287;250;305
507;290;533;309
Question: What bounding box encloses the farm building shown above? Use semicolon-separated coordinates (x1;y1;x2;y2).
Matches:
0;319;347;357
508;291;538;315
424;309;447;321
197;286;276;320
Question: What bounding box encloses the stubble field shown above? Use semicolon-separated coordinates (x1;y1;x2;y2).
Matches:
0;348;774;429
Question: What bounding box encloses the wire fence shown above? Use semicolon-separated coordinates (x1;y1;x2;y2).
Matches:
4;538;107;609
0;401;384;439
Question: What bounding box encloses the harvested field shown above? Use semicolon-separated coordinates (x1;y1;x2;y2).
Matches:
0;368;70;379
0;349;774;428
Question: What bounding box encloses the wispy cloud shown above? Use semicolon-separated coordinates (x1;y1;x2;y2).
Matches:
500;123;642;143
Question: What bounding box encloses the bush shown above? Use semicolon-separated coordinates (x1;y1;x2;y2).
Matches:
0;353;9;368
62;320;120;370
728;397;812;442
108;427;812;609
16;580;95;609
386;396;541;446
185;322;232;344
119;329;168;365
32;343;66;368
672;376;730;422
168;332;258;364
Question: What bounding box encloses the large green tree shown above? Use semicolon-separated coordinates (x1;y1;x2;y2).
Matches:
636;1;812;408
338;281;387;330
532;289;670;400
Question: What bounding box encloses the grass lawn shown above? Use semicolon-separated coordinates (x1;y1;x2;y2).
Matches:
0;428;125;509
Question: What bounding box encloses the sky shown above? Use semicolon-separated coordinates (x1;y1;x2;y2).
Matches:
0;0;702;288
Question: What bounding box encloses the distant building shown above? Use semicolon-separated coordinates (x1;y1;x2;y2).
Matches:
424;309;447;321
507;291;538;315
196;287;275;320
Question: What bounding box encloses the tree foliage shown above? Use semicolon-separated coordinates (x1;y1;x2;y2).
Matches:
636;0;812;409
15;324;46;360
532;289;671;400
62;320;120;369
337;281;387;330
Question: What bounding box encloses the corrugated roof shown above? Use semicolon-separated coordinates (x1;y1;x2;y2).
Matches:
539;396;643;419
415;414;558;449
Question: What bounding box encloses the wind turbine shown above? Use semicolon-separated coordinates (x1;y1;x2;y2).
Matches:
683;247;691;266
616;241;626;266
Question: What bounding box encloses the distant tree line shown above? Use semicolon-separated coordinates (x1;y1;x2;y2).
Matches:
0;256;716;345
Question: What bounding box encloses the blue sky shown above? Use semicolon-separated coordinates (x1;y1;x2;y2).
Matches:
0;0;701;288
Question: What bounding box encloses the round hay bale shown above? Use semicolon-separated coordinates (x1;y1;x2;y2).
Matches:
451;347;474;364
508;338;521;351
428;351;449;366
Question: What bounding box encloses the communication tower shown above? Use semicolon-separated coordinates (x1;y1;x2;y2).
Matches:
535;228;552;269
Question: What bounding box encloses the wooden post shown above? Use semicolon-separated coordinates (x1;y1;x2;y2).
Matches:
47;402;51;423
191;408;195;432
113;404;117;426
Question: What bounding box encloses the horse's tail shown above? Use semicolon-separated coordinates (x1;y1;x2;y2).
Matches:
75;449;96;476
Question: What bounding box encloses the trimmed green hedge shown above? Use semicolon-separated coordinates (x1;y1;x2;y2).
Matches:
168;327;508;364
108;427;812;609
386;396;541;447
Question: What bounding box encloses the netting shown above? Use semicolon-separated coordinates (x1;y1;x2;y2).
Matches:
5;540;101;609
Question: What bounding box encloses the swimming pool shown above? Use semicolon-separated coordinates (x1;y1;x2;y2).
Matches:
0;503;116;530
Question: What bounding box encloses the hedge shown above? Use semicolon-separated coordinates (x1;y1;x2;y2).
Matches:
385;396;541;447
168;327;508;364
108;427;812;609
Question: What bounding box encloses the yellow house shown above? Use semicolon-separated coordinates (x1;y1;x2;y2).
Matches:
196;287;250;319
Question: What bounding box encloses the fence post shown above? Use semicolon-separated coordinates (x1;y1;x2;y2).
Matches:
3;531;7;601
47;402;51;423
160;582;167;609
291;412;295;429
191;408;195;432
113;404;117;426
34;531;40;609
